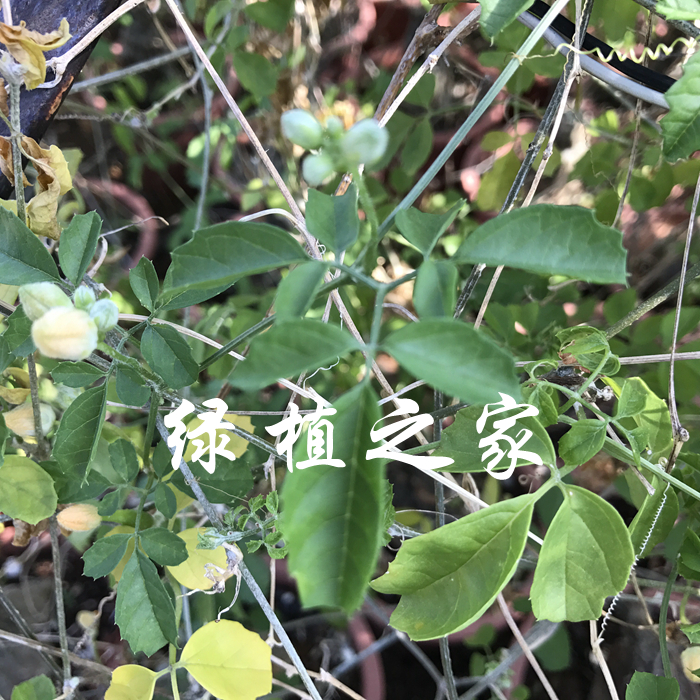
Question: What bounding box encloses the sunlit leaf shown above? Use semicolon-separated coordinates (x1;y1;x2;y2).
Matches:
104;664;158;700
0;455;57;524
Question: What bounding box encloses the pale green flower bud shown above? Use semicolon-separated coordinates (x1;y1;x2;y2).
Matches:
281;109;324;150
302;153;335;186
73;286;96;312
324;116;344;140
32;307;98;361
4;401;56;438
89;299;119;332
19;282;72;321
340;119;388;166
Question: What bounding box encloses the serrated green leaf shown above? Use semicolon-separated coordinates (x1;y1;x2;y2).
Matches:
162;221;307;301
371;494;535;639
53;384;108;478
58;212;102;285
434;404;555;472
281;383;385;613
115;549;177;655
531;485;634;622
274;261;328;321
453;205;627;284
625;671;679;700
83;533;133;578
141;323;198;390
229;319;359;392
51;361;106;387
381;319;520;404
0;455;57;524
558;419;607;467
139;527;188;566
11;675;55;700
395;201;464;257
413;259;458;318
662;50;700;161
178;620;272;700
109;439;140;483
306;185;360;253
0;207;60;284
5;307;35;357
130;257;159;312
480;0;535;38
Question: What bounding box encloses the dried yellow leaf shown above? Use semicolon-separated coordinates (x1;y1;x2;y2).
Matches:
0;135;73;239
0;19;70;89
0;385;30;403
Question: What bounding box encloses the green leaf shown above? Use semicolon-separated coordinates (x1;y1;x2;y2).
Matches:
413;260;458;318
141;323;198;390
0;336;12;373
170;456;253;504
281;384;385;613
400;118;433;174
625;671;679;699
656;0;700;18
531;485;634;622
556;326;620;375
0;207;60;284
83;533;133;578
371;494;535;639
522;383;559;427
244;0;294;32
558;420;607;467
475;150;521;211
51;361;106;387
162;221;307;301
154;482;177;518
229;319;359;392
480;0;535;38
453;205;627;284
275;261;328;321
130;257;159;313
11;675;55;700
662;51;700;160
157;279;232;312
232;51;278;100
605;377;673;463
395;201;464;258
57;212;102;285
41;460;110;503
104;665;158;700
434;404;555;472
0;455;57;524
629;479;679;558
615;376;649;419
109;439;140;483
53;384;108;478
115;549;177;655
178;620;272;700
381;319;520;404
306;185;360;253
5;307;35;357
139;527;188;566
115;365;151;407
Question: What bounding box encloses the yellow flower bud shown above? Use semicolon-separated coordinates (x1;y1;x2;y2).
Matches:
32;307;98;361
682;647;700;683
4;401;55;437
56;504;101;532
19;282;72;321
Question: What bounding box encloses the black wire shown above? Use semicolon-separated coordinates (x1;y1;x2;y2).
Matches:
527;0;676;93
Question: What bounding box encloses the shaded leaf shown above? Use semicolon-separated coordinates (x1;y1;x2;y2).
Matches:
662;50;700;161
58;212;102;285
83;533;133;579
11;675;54;700
108;439;140;483
413;259;458;318
453;205;627;284
130;257;159;313
141;323;198;390
558;420;607;467
51;361;105;387
625;671;679;700
306;185;360;253
395;201;464;257
139;527;188;566
0;455;57;524
275;261;328;321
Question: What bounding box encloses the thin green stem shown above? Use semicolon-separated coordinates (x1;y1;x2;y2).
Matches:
49;516;72;696
26;354;46;457
199;315;274;371
352;169;378;237
659;556;678;679
134;473;155;535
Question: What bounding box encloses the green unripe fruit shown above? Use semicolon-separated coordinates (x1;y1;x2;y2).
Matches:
340;119;388;167
302;153;335;186
73;286;96;312
281;109;324;150
89;299;120;332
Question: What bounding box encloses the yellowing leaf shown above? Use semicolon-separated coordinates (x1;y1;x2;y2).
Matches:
182;414;253;462
178;620;272;700
166;527;227;590
0;19;71;89
0;385;30;403
0;136;72;239
105;664;158;700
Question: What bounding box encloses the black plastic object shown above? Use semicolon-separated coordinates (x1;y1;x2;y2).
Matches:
0;0;123;198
